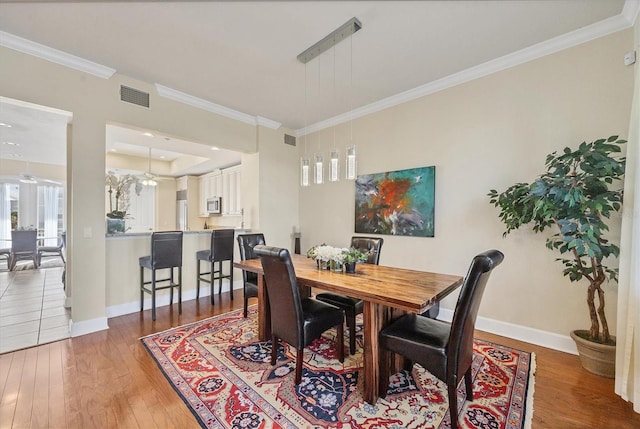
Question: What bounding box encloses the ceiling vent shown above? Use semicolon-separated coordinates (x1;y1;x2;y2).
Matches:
120;85;150;108
284;134;296;146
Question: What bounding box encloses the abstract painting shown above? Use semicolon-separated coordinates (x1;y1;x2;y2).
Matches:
355;166;435;237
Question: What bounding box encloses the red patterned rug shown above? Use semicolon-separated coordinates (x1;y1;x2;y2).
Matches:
141;308;535;429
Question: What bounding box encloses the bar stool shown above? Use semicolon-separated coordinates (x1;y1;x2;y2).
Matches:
196;229;234;304
139;231;184;321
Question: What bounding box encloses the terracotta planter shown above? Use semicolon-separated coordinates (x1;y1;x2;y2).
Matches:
570;330;616;378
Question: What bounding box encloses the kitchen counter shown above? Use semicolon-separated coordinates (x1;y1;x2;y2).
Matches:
105;227;250;318
106;227;250;239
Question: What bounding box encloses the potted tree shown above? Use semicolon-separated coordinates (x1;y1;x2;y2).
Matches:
488;135;626;377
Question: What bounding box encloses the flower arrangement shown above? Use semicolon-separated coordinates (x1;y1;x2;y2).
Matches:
307;244;346;264
341;247;369;264
105;173;142;219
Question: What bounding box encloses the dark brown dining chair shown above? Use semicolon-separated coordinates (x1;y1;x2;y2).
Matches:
378;249;504;429
139;231;184;321
8;230;38;270
253;245;344;385
236;233;266;318
196;229;235;305
315;236;384;354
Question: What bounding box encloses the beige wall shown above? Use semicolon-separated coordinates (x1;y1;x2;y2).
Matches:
0;45;274;330
299;30;634;340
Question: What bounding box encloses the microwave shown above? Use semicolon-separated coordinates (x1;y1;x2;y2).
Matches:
207;196;221;214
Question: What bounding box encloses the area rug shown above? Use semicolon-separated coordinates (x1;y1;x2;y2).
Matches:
141;308;535;429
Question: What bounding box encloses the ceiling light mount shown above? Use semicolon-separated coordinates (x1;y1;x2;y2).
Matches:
297;17;362;64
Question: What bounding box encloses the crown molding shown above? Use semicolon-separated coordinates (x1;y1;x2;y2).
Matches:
155;84;281;130
296;8;635;137
0;30;116;79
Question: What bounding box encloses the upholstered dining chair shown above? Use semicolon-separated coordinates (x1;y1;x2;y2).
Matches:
139;231;184;321
315;236;384;354
378;249;504;429
236;233;266;318
8;230;38;271
37;232;65;266
196;229;235;305
253;245;345;385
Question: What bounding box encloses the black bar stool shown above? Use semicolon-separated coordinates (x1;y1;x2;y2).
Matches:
196;229;235;304
139;231;184;321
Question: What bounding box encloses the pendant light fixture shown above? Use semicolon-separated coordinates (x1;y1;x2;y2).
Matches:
298;17;362;187
142;147;158;187
346;33;357;180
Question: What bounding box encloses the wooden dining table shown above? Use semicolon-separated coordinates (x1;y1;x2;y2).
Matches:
234;253;463;404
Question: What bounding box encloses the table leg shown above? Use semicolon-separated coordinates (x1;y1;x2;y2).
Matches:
362;301;383;404
257;274;271;341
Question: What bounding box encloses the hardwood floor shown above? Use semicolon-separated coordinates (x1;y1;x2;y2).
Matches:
0;293;638;428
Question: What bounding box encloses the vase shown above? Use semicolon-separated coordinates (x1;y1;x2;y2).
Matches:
330;260;343;272
344;262;356;273
317;259;329;270
107;218;126;234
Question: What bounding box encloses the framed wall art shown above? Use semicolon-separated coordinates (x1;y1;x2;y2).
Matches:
355;166;435;237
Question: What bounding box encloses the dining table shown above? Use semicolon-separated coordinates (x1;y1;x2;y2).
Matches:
234;253;464;404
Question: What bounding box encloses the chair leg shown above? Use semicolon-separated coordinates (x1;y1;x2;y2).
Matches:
196;260;201;299
346;312;357;355
151;269;157;321
243;289;249;318
169;268;174;305
140;266;144;312
177;267;182;315
210;261;215;305
295;349;304;385
336;322;344;363
229;260;233;301
464;367;473;400
271;335;279;365
447;376;459;429
60;252;65;264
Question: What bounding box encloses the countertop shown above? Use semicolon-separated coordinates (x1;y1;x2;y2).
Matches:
106;227;250;238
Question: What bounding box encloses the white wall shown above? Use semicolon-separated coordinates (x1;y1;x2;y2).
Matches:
299;30;634;344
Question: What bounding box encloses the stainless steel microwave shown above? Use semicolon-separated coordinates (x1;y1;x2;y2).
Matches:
207;196;221;214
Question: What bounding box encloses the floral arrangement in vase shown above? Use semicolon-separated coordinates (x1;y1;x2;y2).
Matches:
307;244;347;271
105;172;142;219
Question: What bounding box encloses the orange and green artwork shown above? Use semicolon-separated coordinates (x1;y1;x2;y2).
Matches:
355;166;435;237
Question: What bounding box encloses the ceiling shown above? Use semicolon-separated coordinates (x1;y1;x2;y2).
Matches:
0;1;635;176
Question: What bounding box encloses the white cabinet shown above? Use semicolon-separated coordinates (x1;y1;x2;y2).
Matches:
198;174;211;216
221;165;241;215
176;176;188;191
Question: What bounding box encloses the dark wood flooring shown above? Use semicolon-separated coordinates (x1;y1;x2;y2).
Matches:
0;293;638;428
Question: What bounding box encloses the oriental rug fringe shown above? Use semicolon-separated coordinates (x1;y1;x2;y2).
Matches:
141;307;535;429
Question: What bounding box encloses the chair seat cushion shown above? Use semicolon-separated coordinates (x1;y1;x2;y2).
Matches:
300;298;344;347
196;249;211;261
315;292;363;316
139;255;152;269
379;313;450;380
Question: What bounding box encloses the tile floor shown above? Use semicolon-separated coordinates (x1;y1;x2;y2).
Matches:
0;263;70;354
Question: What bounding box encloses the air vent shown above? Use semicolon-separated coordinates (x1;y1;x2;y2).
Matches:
284;134;296;146
120;85;150;108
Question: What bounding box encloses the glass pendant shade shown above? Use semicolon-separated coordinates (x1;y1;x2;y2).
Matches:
346;145;357;180
329;149;340;182
314;153;324;184
300;157;310;187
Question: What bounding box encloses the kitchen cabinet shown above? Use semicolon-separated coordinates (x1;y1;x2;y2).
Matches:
221;165;241;215
198;166;240;216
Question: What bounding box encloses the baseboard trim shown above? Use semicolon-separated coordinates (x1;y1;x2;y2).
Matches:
69;317;109;337
438;308;578;355
106;281;244;318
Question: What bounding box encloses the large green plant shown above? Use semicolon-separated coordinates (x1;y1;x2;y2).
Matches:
488;136;626;345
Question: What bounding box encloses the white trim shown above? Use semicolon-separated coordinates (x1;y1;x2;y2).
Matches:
69;316;109;337
296;11;634;137
0;96;73;119
155;84;281;130
106;280;244;318
622;0;640;25
438;308;579;355
0;30;116;79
